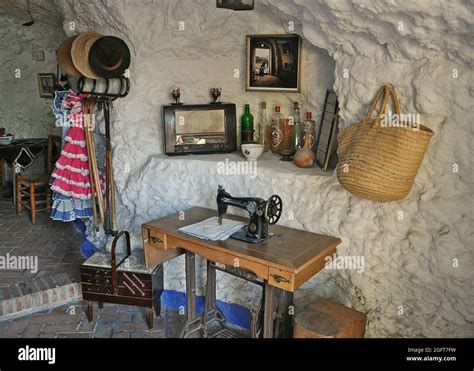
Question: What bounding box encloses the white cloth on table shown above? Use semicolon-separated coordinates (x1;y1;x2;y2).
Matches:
177;217;245;241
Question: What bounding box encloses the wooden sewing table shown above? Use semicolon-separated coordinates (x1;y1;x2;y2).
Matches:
142;207;341;338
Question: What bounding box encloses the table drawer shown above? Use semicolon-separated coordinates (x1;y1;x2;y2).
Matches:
166;235;269;280
149;230;167;249
268;267;295;291
143;227;184;268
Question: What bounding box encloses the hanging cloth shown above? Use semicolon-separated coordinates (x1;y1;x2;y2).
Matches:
13;146;37;170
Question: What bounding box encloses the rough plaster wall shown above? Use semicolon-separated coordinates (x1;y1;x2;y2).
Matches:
261;0;474;338
54;0;334;174
3;0;471;337
0;15;63;140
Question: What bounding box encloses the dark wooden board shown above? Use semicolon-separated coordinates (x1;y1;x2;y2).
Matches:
82;291;153;307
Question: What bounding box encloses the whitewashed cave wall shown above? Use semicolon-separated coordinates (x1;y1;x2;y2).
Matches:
16;0;472;337
0;15;63;139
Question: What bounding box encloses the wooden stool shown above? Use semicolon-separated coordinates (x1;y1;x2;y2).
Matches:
293;297;366;338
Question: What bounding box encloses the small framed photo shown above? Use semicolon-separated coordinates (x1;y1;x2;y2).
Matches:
38;73;55;98
246;34;301;92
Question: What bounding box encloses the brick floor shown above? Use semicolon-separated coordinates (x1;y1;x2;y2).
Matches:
0;299;251;338
0;199;85;286
0;198;85;317
0;301;184;338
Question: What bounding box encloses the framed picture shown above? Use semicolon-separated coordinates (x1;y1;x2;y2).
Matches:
216;0;254;11
38;73;55;98
246;34;301;92
315;90;339;171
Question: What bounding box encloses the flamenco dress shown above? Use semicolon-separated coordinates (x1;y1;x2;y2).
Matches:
50;91;94;222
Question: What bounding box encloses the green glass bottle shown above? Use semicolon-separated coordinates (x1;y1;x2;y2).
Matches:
241;104;254;143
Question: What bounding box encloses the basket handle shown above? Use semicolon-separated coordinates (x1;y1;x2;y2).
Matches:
111;231;131;294
362;84;401;128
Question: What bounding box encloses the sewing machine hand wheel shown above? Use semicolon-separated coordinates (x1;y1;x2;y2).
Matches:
265;195;282;225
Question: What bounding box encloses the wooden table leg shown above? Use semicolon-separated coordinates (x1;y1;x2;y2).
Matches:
263;282;294;338
152;264;164;317
12;164;16;210
263;282;275;338
275;290;294;338
179;251;202;337
0;160;6;189
87;301;93;323
147;307;153;330
186;252;196;322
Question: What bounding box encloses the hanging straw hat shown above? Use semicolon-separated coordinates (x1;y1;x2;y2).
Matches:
88;36;131;79
71;32;103;79
57;36;80;76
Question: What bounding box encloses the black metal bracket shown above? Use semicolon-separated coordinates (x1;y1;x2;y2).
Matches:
77;76;130;100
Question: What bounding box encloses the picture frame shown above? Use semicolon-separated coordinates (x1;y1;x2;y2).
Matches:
216;0;254;11
246;34;301;92
315;90;339;171
38;73;56;98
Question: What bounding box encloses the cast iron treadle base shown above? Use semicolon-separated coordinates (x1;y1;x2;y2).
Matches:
210;328;240;338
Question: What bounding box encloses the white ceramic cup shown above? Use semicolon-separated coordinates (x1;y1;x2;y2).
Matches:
241;143;264;161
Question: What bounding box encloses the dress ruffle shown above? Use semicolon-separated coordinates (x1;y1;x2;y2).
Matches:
51;125;92;200
50;192;93;222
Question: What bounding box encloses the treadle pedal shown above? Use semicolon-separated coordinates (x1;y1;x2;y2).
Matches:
209;328;240;338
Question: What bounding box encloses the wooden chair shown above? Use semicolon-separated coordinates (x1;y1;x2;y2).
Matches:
16;135;61;224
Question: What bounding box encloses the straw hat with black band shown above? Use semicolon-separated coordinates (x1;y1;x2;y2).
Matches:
57;36;80;77
88;36;131;79
71;32;103;79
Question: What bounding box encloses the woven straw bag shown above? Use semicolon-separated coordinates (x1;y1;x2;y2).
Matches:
337;84;434;202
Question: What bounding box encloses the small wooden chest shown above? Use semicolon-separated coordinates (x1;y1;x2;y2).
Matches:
81;231;164;329
293;297;366;338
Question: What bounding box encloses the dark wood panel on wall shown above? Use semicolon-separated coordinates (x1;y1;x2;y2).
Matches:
316;90;339;172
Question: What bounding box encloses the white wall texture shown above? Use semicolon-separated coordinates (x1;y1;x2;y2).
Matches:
0;15;63;139
0;14;64;179
1;0;472;337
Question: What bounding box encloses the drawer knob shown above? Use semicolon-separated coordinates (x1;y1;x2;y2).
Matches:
271;274;290;284
150;236;163;244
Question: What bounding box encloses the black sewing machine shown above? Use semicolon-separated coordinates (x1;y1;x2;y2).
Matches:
216;185;282;244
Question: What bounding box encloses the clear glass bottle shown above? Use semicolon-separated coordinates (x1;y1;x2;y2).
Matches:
302;111;316;151
259;102;268;151
269;105;284;153
292;102;303;150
